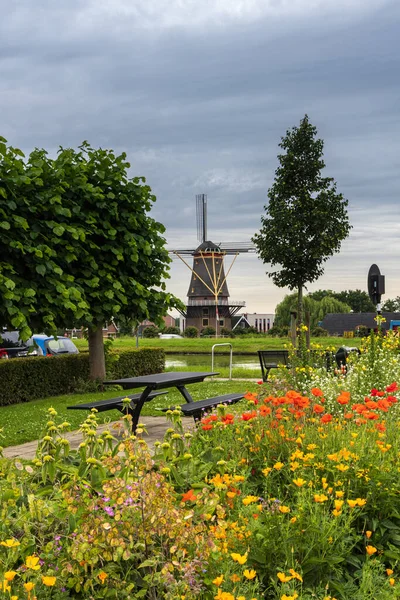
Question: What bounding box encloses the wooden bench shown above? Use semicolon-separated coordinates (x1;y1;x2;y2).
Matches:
258;350;289;381
67;391;168;414
162;392;246;422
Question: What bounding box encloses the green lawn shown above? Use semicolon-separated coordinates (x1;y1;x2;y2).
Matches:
0;380;258;448
74;335;359;354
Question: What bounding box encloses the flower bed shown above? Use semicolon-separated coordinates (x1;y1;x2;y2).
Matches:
0;332;400;599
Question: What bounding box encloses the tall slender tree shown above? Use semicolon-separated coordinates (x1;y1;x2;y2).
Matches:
253;115;351;326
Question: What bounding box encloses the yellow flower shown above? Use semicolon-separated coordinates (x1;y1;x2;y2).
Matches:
2;581;11;593
11;596;18;600
314;494;328;503
231;552;247;565
213;575;224;586
389;578;395;586
98;571;108;584
4;571;17;582
243;496;258;506
356;498;367;507
281;594;298;600
42;576;56;587
289;568;303;582
274;462;284;470
279;505;291;514
230;574;241;582
0;539;20;548
25;556;41;570
226;491;236;499
332;509;342;517
292;478;306;487
366;545;377;555
290;516;297;523
335;491;344;498
334;500;344;510
262;467;272;476
23;583;35;592
277;572;292;583
214;591;235;600
347;499;358;508
366;531;372;539
386;569;394;576
243;569;257;580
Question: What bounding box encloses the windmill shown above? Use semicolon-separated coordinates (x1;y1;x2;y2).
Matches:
169;194;256;336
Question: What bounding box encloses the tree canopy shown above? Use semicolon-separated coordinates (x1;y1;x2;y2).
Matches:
252;115;351;324
309;289;375;313
274;292;351;330
382;297;400;312
0;138;180;378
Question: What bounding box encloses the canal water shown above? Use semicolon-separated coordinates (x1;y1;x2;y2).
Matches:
165;353;259;370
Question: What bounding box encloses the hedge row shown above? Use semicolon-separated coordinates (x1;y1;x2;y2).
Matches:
0;347;165;407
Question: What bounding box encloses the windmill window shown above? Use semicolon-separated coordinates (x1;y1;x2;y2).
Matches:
191;288;194;293
202;318;209;326
219;319;224;326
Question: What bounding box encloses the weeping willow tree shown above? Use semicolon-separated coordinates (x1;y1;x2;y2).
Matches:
275;293;351;331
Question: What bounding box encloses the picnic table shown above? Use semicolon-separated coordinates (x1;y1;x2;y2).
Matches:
68;371;246;433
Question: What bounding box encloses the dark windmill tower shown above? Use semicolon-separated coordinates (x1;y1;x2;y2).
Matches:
170;194;255;336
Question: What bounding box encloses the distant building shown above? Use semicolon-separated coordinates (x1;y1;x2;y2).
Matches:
65;321;119;339
321;312;400;336
232;313;275;332
138;315;176;335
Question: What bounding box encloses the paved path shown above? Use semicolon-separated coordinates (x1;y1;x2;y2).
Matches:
3;416;195;461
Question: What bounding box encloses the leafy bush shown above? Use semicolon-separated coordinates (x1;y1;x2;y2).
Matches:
312;325;329;337
220;326;232;336
163;326;180;335
183;326;198;338
355;324;369;337
142;325;159;338
0;348;164;406
200;326;216;337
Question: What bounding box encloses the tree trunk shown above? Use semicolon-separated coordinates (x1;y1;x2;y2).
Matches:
297;284;304;326
88;325;106;380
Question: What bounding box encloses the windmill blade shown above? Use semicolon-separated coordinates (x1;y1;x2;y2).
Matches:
218;241;257;253
196;194;207;243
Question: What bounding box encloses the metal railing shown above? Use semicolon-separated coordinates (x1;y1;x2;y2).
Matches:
211;343;233;380
187;299;245;307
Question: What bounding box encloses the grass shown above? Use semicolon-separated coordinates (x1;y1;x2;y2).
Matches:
0;380;258;448
75;335;360;354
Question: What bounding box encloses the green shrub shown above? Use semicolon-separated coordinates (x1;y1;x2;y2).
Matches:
355;324;369;337
183;326;198;338
163;326;180;335
0;348;164;406
312;326;329;337
142;325;159;338
200;326;216;337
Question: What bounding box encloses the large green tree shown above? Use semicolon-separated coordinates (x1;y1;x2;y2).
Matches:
0;138;180;378
309;289;375;312
274;292;351;330
253;115;351;326
382;297;400;312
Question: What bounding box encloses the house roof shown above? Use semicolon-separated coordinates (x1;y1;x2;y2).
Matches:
321;312;400;334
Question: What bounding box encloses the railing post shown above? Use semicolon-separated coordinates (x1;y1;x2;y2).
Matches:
211;343;233;380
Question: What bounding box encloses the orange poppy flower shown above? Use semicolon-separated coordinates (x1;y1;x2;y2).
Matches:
182;489;197;502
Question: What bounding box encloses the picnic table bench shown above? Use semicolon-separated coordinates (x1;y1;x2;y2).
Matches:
68;371;247;432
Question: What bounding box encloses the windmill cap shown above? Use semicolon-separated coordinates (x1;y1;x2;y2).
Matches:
195;240;222;253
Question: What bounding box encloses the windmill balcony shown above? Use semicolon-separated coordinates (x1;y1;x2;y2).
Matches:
187;299;246;307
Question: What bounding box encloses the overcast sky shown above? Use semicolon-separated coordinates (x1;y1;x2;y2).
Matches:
1;0;399;314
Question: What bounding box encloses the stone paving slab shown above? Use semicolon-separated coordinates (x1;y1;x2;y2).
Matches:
3;416;195;461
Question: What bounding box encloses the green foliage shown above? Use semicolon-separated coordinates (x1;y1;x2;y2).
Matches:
382;296;400;312
266;325;289;337
183;326;199;338
220;326;232;336
311;326;329;337
163;326;180;335
0;348;164;406
142;325;160;338
275;292;351;329
200;326;216;337
253;115;351;322
355;324;369;337
0;137;182;379
311;289;376;313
